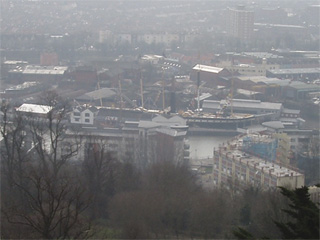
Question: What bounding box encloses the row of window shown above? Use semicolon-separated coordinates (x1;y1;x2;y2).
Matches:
73;112;90;117
282;113;298;117
74;118;90;123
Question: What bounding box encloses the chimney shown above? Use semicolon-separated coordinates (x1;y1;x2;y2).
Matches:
197;70;200;87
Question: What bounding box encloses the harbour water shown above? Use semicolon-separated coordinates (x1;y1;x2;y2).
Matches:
188;135;235;160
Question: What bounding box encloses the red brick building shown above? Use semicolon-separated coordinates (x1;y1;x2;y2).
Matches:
40;52;59;66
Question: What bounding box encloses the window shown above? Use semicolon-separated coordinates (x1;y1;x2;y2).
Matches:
74;118;80;122
85;119;90;123
85;113;90;117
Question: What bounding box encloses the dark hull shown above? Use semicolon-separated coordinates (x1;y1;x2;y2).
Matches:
184;115;256;129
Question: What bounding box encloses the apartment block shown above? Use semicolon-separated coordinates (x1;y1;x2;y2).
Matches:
226;6;254;40
212;136;304;190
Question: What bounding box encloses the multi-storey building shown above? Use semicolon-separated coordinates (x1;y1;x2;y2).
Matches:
68;106;189;168
241;134;278;162
212;136;304;190
216;60;279;77
137;33;180;46
226;5;254;40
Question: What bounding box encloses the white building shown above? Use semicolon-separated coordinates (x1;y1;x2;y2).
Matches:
216;60;279;76
225;6;254;40
70;106;98;125
138;33;180;46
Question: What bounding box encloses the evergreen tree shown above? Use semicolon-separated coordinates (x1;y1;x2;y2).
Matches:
274;186;319;239
233;227;256;240
233;186;320;239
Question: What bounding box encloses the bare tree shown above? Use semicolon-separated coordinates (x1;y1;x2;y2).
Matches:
0;102;29;187
1;92;91;239
2;166;90;239
82;136;119;219
29;90;80;177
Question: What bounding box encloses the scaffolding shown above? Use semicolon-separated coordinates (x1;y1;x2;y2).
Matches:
242;135;278;162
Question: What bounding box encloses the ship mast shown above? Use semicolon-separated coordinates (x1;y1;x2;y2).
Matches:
197;68;200;113
118;77;123;109
162;68;165;110
231;77;234;116
197;50;201;114
140;69;144;108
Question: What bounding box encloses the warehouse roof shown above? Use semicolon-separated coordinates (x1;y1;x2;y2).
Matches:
237;76;290;85
268;68;320;75
76;88;116;101
193;64;224;74
22;65;68;75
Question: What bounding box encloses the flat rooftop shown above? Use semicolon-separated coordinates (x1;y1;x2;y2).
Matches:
193;64;224;74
